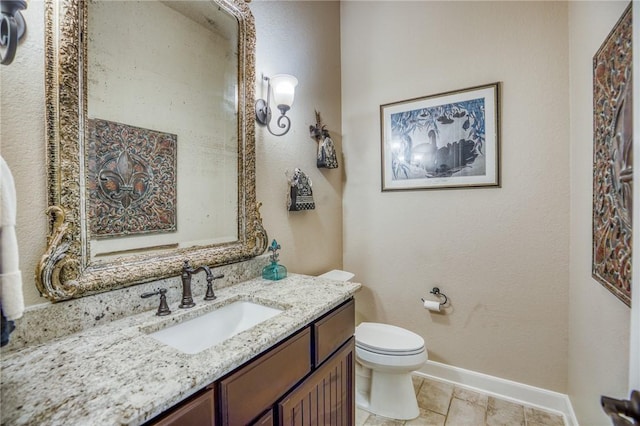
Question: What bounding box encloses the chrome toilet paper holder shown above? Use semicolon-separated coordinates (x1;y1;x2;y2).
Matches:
421;287;448;307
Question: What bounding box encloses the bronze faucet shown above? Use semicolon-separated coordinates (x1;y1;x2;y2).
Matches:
180;260;224;308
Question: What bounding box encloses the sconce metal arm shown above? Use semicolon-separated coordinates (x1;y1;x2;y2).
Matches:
255;75;293;137
1;0;27;66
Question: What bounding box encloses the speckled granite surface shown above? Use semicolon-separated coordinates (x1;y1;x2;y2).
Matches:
4;256;268;351
0;273;360;426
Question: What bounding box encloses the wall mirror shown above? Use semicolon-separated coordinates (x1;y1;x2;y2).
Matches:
38;0;267;301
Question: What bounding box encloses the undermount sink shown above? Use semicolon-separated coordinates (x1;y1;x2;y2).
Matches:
149;300;283;354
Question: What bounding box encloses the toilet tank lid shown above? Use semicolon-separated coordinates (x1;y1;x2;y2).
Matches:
318;269;355;281
355;322;425;352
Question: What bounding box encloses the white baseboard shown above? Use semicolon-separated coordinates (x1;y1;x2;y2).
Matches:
416;361;579;426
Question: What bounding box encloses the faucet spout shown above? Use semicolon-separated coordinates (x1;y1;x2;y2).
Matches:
179;261;224;308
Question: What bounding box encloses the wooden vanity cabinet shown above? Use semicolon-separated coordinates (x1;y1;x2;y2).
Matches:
147;298;355;426
148;386;216;426
218;328;312;425
277;298;355;426
252;410;275;426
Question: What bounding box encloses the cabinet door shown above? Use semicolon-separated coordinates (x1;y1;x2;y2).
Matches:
219;328;311;425
148;386;216;426
278;337;354;426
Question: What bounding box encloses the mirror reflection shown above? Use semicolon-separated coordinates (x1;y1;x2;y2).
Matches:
87;0;239;261
38;0;266;302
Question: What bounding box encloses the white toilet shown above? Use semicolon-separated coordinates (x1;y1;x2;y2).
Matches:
318;270;428;421
355;322;427;420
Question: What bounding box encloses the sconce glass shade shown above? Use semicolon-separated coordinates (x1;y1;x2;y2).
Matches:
269;74;298;112
255;73;298;137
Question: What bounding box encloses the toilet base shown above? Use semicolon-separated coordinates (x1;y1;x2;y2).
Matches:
356;367;420;420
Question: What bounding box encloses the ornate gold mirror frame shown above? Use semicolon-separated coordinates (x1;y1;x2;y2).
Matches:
38;0;267;302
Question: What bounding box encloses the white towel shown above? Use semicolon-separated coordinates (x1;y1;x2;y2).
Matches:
1;156;24;320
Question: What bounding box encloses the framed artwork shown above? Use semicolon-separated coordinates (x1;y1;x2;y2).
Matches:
87;119;178;238
592;3;632;307
380;82;500;191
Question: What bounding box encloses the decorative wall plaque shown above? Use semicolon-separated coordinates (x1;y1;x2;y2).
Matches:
287;168;315;211
88;119;177;237
592;3;633;306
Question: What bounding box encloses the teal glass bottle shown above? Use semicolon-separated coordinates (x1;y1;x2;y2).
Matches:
262;239;287;280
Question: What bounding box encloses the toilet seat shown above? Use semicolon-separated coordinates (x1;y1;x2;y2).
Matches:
357;342;425;356
355;322;425;356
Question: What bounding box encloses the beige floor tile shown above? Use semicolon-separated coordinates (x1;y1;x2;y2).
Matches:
524;407;565;426
407;374;566;426
444;398;486;426
486;397;525;426
405;408;446;426
417;378;454;415
453;386;489;408
356;408;371;426
362;414;405;426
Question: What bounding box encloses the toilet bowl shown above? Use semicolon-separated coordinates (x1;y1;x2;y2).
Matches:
317;270;428;420
355;322;427;420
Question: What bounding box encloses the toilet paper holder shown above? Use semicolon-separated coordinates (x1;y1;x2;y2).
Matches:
421;287;448;307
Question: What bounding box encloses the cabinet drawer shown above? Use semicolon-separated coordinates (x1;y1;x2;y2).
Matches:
219;328;311;425
314;299;355;366
148;386;215;426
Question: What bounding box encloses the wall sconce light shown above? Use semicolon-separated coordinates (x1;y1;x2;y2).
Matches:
255;74;298;136
0;0;28;66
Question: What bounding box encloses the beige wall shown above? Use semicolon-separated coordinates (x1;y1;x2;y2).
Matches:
251;0;343;277
0;0;343;308
341;1;571;392
568;2;631;425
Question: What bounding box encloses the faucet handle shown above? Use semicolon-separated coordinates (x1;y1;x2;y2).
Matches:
141;288;171;316
204;273;224;301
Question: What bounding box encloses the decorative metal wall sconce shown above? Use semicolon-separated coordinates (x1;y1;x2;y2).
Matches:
1;0;27;66
255;74;298;136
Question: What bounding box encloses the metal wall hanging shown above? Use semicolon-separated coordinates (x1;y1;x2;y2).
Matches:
309;111;338;169
88;118;178;237
287;168;315;211
592;3;632;307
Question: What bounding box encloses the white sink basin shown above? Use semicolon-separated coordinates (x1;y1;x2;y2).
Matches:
149;300;283;354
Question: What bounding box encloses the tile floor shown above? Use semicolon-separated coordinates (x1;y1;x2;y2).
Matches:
355;375;566;426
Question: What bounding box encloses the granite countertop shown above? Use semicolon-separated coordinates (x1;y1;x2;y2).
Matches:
0;274;360;426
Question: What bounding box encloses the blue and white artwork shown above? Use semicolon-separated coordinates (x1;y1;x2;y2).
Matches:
381;83;499;190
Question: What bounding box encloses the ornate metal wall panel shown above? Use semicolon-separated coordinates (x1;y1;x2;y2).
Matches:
88;119;177;237
592;3;633;306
